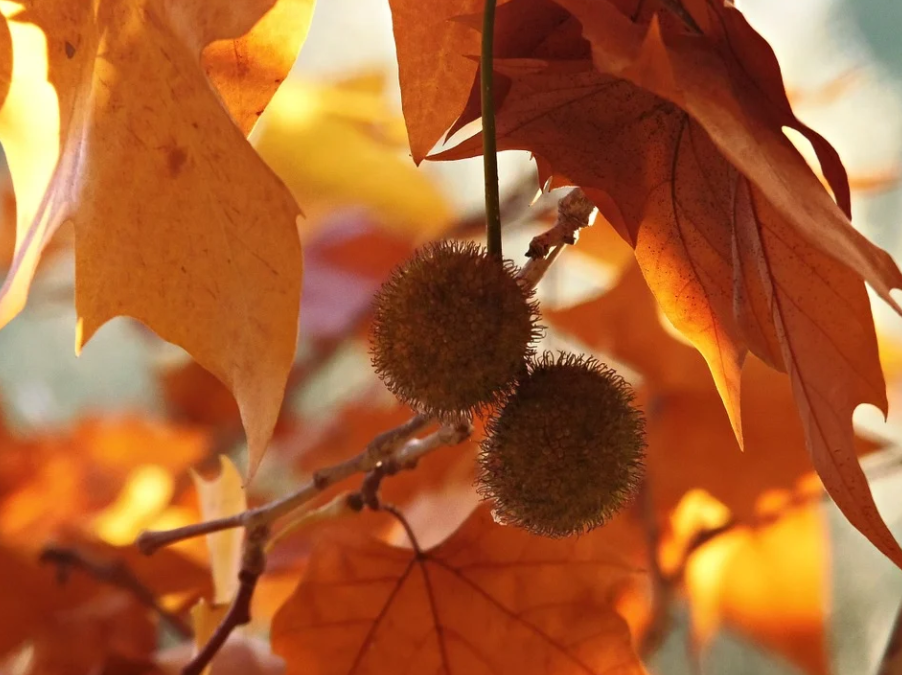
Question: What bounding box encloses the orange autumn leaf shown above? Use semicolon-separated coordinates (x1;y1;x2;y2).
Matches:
0;1;311;478
731;179;896;559
201;0;316;137
272;506;647;675
386;0;501;163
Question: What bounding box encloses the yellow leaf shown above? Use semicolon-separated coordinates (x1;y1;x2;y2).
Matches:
252;75;453;240
202;0;317;136
0;1;312;477
192;456;247;605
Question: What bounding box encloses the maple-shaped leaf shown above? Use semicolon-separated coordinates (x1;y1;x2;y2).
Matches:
0;0;312;477
548;0;902;302
272;505;647;675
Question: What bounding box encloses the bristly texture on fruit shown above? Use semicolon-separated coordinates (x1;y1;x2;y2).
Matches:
370;240;542;417
478;351;646;537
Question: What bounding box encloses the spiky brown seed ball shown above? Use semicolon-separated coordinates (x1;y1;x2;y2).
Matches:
478;352;646;537
370;240;541;417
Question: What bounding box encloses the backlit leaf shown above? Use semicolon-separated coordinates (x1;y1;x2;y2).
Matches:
272;506;647;675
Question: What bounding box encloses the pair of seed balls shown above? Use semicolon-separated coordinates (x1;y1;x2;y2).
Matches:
370;240;646;538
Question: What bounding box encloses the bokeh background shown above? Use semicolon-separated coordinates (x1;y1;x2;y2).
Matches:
0;1;901;674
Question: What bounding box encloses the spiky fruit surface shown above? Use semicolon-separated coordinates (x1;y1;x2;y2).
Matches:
478;352;646;537
370;240;541;417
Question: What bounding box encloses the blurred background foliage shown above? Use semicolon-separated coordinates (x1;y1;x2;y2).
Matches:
0;1;901;674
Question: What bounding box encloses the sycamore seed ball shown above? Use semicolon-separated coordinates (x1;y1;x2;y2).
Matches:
370;240;542;417
478;352;646;537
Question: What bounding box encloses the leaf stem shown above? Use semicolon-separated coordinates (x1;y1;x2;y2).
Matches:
481;0;502;259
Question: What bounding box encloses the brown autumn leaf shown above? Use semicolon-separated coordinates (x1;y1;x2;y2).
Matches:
271;505;647;675
553;0;901;331
729;178;897;559
435;0;902;567
0;1;311;478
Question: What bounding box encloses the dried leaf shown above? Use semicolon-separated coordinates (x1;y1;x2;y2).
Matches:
732;177;899;566
272;506;647;675
555;0;902;308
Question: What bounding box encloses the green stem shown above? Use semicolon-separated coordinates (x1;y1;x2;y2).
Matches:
481;0;502;259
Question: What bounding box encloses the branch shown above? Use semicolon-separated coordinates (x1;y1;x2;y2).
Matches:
40;545;193;639
137;414;433;554
181;524;269;675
